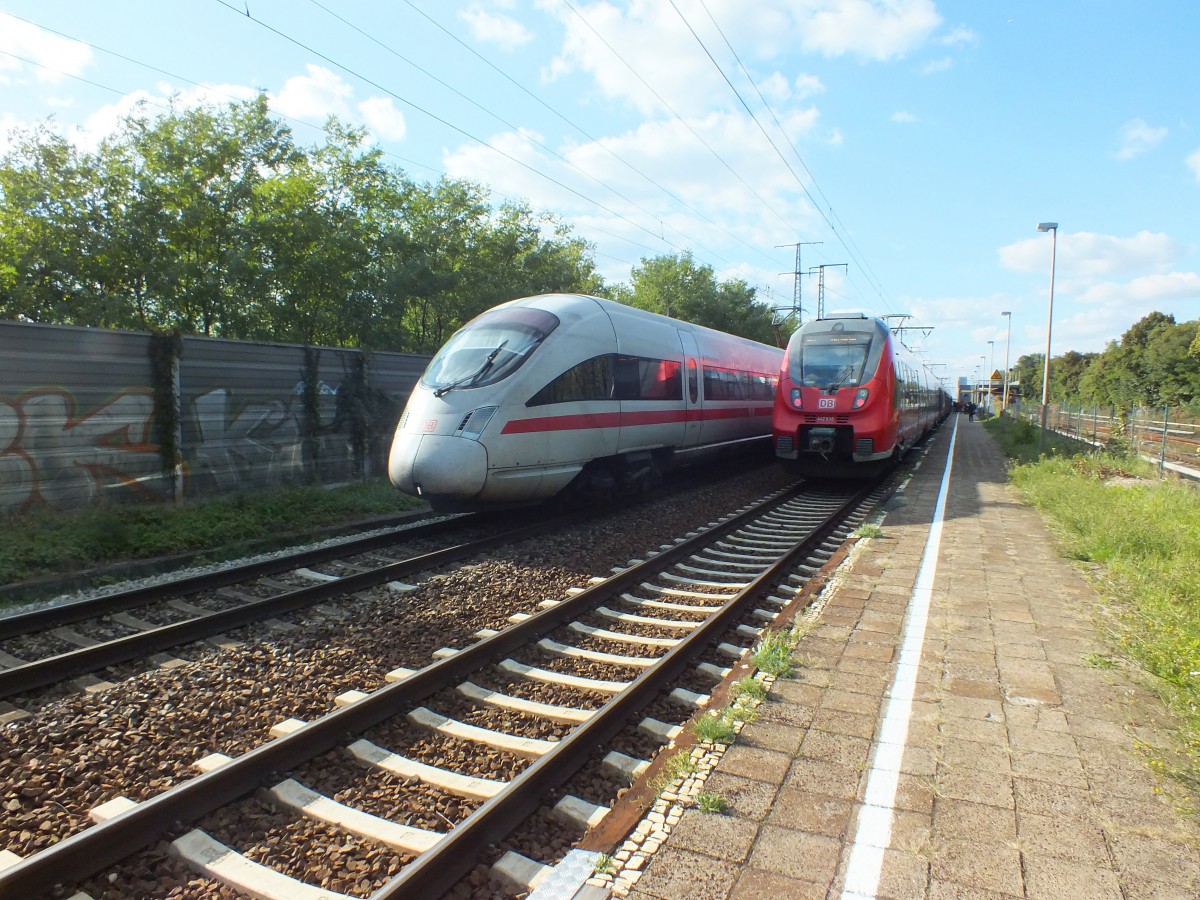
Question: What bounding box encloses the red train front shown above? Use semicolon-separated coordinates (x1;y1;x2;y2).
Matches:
772;314;945;477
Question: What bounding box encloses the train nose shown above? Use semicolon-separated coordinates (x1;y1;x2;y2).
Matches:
388;432;488;500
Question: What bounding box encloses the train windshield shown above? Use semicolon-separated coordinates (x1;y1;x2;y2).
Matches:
790;326;879;389
421;307;559;395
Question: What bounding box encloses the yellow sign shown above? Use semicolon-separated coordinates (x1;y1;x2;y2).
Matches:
989;370;1003;381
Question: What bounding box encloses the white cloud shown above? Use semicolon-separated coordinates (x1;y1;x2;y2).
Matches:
998;230;1183;282
891;111;917;124
358;97;407;142
459;4;533;50
1075;271;1200;308
0;12;93;83
797;0;942;60
793;73;825;101
921;56;953;75
442;109;825;283
272;65;353;122
941;26;978;46
1187;146;1200;181
1115;117;1167;160
540;0;940;116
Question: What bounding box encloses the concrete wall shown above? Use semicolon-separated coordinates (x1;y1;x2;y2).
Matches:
0;321;429;515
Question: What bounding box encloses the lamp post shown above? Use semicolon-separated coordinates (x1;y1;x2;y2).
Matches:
987;340;995;412
1000;311;1012;413
1036;222;1058;453
979;356;986;409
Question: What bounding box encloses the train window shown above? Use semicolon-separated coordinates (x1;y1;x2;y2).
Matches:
527;355;615;406
687;358;698;404
702;365;775;401
421;306;559;393
615;356;682;401
791;329;876;389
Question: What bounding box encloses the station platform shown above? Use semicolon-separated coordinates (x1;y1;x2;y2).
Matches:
617;414;1200;900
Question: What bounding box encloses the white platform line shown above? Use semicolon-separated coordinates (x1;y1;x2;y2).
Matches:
841;417;958;900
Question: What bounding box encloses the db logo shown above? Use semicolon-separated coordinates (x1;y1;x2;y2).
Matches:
818;398;835;409
423;419;437;432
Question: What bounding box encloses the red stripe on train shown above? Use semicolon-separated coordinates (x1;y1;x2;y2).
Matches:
500;405;771;434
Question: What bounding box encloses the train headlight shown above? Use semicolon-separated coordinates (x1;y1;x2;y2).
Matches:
456;406;497;440
789;388;803;409
852;388;869;410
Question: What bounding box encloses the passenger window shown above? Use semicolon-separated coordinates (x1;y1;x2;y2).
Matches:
527;355;615;406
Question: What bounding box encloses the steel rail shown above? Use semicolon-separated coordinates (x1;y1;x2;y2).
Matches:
0;513;480;641
374;481;877;899
0;512;562;698
0;483;808;897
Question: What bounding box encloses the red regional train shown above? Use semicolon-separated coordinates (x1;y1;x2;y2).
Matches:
389;293;784;509
773;314;949;477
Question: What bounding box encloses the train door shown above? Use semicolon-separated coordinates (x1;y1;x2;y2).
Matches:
678;330;703;447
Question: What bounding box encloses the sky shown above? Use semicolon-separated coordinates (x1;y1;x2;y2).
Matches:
2;0;1198;389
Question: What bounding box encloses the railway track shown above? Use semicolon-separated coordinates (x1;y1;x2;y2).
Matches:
0;460;779;712
0;511;568;706
0;474;889;899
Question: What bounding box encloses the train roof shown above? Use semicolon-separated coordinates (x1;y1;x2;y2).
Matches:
496;293;782;353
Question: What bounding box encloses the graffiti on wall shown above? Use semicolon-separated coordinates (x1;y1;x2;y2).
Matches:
1;381;360;514
186;382;352;494
0;387;167;514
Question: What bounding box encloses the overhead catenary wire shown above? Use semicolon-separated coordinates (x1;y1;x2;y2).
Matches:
557;0;803;240
211;0;703;261
674;0;897;316
2;13;658;278
394;0;784;273
301;0;739;271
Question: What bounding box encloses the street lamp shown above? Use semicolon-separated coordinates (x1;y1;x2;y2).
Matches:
1036;222;1058;453
1000;311;1012;413
987;340;995;412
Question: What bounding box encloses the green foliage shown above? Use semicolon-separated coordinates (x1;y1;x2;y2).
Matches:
0;481;421;589
1006;456;1200;793
0;98;601;350
694;710;738;744
608;252;781;345
730;675;768;702
752;629;795;677
854;523;883;539
695;791;728;814
649;750;696;795
982;414;1093;464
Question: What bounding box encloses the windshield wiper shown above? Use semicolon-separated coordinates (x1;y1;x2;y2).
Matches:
825;364;855;391
433;341;508;398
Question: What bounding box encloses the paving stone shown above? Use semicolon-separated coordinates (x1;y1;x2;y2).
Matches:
763;787;851;837
728;868;826;900
667;810;759;863
927;834;1023;895
748;825;840;884
715;745;790;784
631;847;740;900
1022;854;1123;900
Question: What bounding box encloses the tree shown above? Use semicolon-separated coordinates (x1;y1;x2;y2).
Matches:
610;252;777;344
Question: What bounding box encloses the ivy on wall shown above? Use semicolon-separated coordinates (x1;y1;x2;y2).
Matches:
148;330;184;498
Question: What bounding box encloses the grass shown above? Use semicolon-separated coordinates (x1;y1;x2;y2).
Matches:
752;628;796;678
695;791;728;814
0;480;423;588
854;523;883;539
984;413;1200;805
694;710;738;744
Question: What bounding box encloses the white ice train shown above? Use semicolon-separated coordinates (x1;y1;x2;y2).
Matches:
388;293;784;509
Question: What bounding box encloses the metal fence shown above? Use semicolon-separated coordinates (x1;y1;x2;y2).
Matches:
0;321;430;515
1012;401;1200;477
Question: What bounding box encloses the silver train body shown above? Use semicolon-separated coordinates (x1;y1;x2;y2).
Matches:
388;293;784;508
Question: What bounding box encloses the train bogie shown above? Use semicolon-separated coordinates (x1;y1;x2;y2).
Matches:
388;294;784;509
